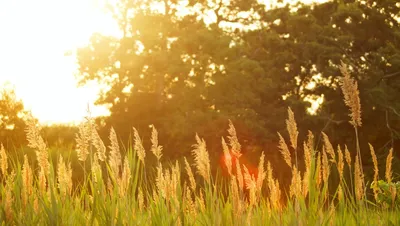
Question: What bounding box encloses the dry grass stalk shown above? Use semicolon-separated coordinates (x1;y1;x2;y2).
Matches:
227;120;242;158
150;125;163;161
344;145;351;168
369;143;379;201
243;165;257;206
173;161;181;187
289;166;302;199
120;156;131;197
133;127;146;165
316;152;322;188
75;119;91;162
231;175;242;217
108;127;121;180
256;152;266;194
37;169;47;195
271;179;282;211
26;115;50;177
322;149;330;185
307;131;314;153
302;169;309;197
221;137;232;175
33;197;39;214
138;188;144;212
91;127;106;162
184;157;196;192
91;155;102;184
339;62;362;127
266;162;281;211
322;132;335;162
184;185;196;216
191;134;211;183
303;141;312;173
303;140;312;197
0;143;8;177
57;156;73;197
22;155;33;207
236;160;244;192
338;185;343;202
198;190;206;213
337;145;344;182
354;154;364;201
277;132;292;168
385;148;393;184
286;107;299;150
5;172;15;221
156;163;165;198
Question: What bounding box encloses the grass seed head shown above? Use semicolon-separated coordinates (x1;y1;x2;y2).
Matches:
184;157;196;192
133;127;146;164
339;62;362;128
286;107;299;150
354;154;364;201
322;132;335;162
150;125;163;161
191;134;211;183
228;120;242;158
91;127;106;162
369;143;379;201
22;155;33;207
108;127;121;180
385;148;393;184
337;145;344;182
222;137;232;175
0;143;8;177
278;132;292;168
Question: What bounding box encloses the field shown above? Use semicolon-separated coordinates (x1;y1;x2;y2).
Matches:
0;64;399;225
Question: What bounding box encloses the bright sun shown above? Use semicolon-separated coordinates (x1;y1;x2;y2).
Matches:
0;0;325;125
0;0;120;125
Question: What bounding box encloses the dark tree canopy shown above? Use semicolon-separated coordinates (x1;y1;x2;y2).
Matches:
75;0;400;165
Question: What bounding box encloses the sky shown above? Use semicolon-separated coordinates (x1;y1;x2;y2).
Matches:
0;0;118;125
0;0;324;125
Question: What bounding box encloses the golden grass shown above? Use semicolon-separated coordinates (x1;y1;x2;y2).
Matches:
0;63;399;225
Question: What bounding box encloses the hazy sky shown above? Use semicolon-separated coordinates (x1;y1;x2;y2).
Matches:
0;0;324;125
0;0;118;124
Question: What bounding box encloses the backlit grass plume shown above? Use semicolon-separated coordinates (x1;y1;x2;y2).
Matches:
222;137;232;175
133;127;146;165
369;143;379;201
91;126;106;162
108;127;121;180
286;107;298;150
184;157;196;192
75;118;91;162
150;125;162;161
339;62;362;128
0;143;7;177
228;120;242;158
57;156;73;197
191;134;210;183
21;155;33;207
277;132;292;168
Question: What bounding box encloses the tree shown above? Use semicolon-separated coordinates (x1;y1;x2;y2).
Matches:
76;0;268;160
76;0;400;165
0;85;29;148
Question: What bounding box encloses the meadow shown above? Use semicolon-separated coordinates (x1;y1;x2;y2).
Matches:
0;64;399;225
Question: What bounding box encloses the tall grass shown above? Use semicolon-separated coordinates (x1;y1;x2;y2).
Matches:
0;64;400;225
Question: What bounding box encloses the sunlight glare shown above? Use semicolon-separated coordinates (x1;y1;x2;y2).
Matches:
0;0;120;125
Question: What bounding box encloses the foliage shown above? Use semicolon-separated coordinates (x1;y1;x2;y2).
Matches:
75;0;400;164
0;85;28;148
373;180;400;207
